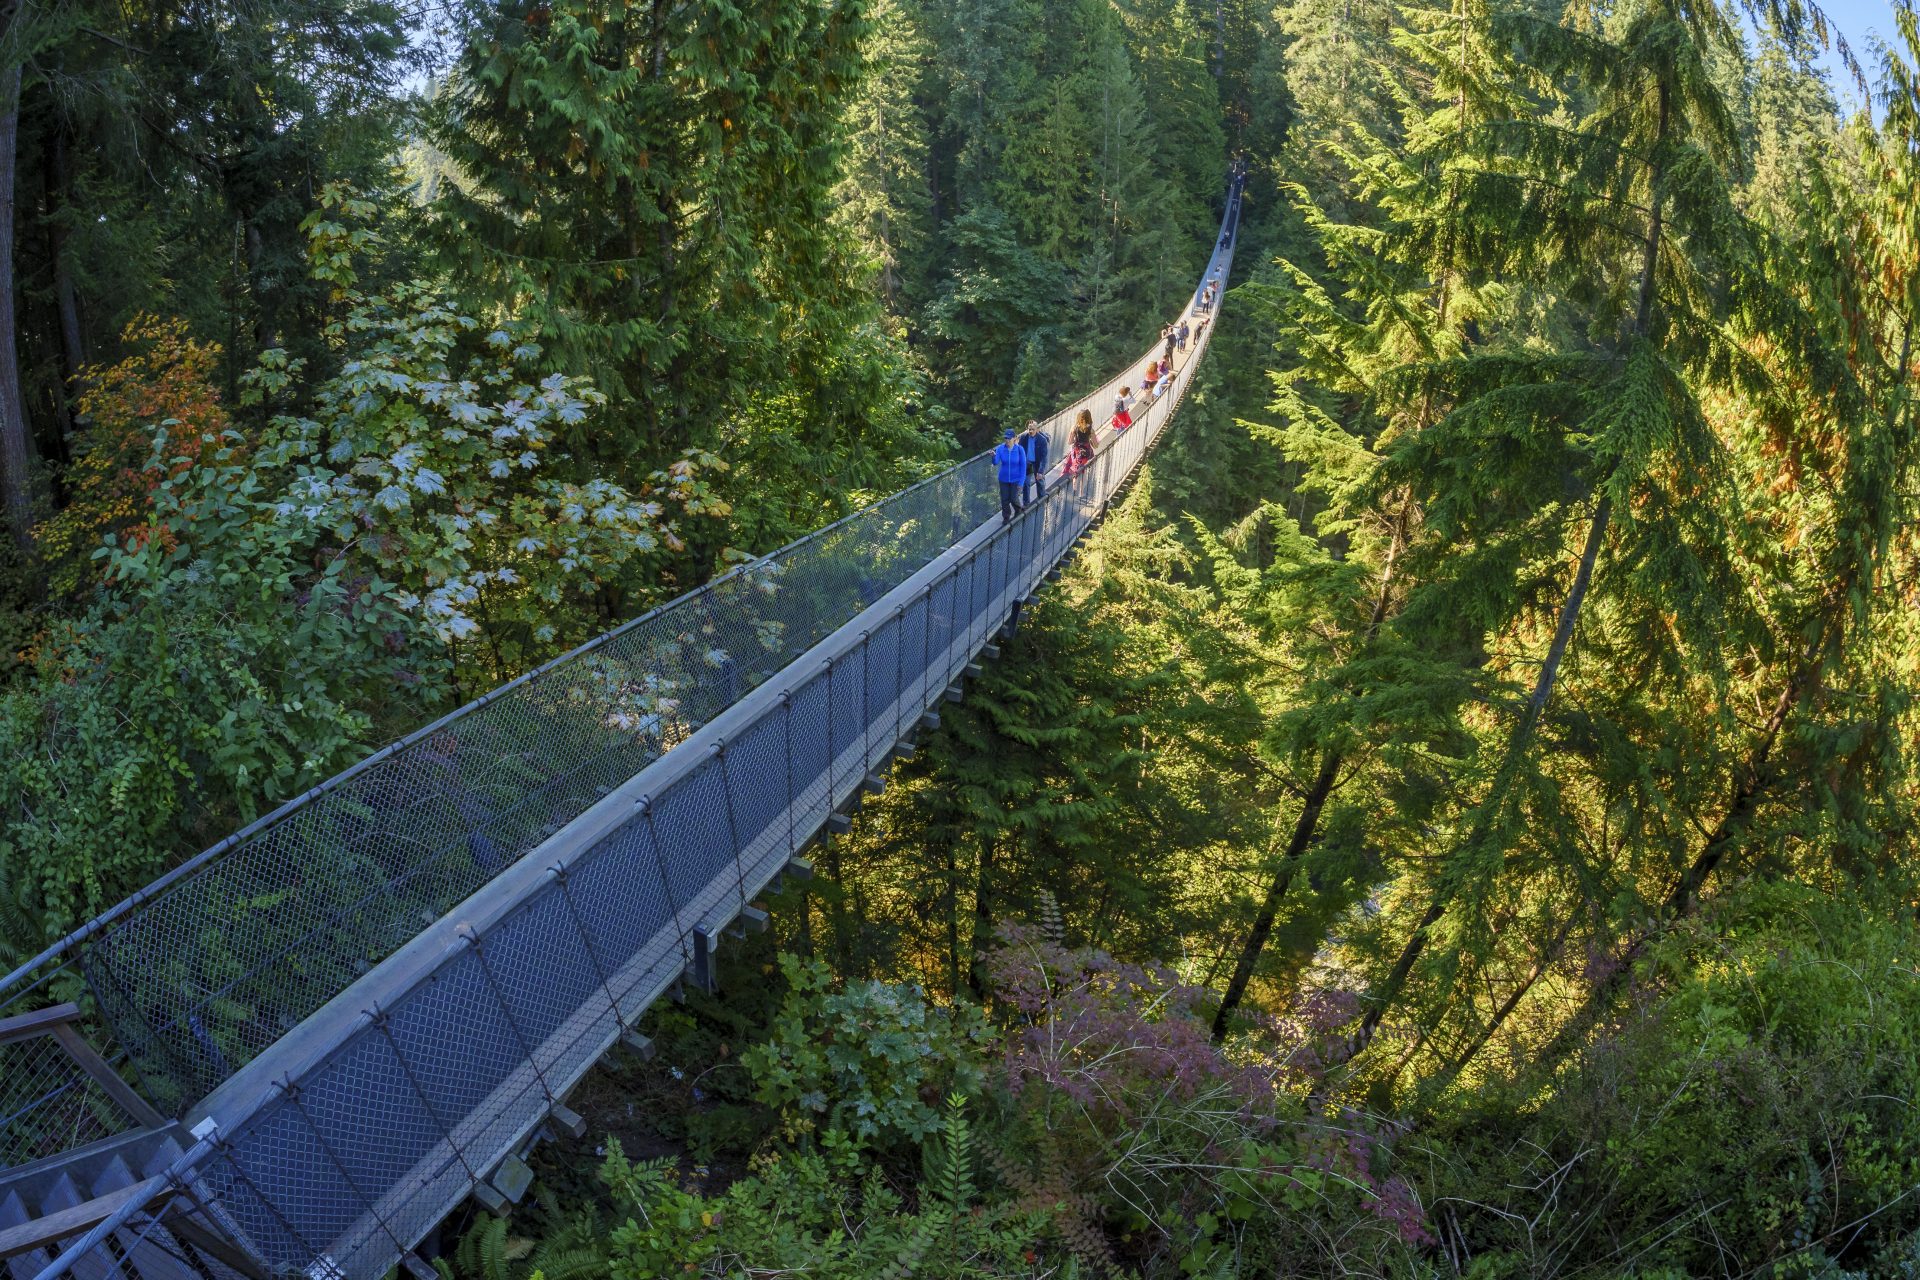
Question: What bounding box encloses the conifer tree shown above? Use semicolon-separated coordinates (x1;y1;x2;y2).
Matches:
1209;0;1521;1040
836;0;935;315
1515;31;1920;1076
1338;0;1810;1068
430;0;874;463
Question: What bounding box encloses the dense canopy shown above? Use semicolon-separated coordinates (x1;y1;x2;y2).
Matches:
6;0;1920;1273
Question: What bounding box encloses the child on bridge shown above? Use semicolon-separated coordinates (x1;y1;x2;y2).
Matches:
1063;410;1096;478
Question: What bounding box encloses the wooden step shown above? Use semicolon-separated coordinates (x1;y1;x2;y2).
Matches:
0;1189;51;1280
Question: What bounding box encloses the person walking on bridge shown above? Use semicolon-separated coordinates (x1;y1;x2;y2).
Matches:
1177;318;1190;352
1111;386;1136;432
1020;419;1050;504
1063;409;1096;478
994;428;1028;525
1162;324;1177;364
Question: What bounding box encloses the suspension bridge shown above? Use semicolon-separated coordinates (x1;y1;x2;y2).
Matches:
0;175;1244;1280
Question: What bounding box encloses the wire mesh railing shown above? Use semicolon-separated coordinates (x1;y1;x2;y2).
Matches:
20;175;1241;1280
146;181;1242;1280
0;182;1239;1139
1;1032;133;1170
0;1002;170;1175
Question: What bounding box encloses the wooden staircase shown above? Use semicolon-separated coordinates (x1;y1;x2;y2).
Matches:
0;1007;260;1280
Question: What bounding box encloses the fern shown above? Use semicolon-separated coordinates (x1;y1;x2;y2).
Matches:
454;1216;509;1280
1035;888;1066;947
930;1093;976;1210
520;1245;602;1280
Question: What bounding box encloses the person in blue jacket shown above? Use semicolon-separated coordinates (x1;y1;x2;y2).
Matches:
993;427;1027;525
1020;419;1050;504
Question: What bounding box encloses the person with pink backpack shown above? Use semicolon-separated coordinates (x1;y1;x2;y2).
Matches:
1062;410;1096;478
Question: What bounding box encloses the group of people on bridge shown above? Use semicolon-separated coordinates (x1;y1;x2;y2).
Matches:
990;304;1208;526
989;164;1241;527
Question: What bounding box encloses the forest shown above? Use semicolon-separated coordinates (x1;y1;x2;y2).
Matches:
5;0;1920;1272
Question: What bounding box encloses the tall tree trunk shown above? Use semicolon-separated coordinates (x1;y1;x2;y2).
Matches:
1528;536;1858;1069
1344;490;1613;1063
1211;497;1411;1041
967;835;998;998
0;53;33;547
1423;912;1577;1094
945;835;962;998
1211;753;1342;1041
825;832;852;975
49;129;86;438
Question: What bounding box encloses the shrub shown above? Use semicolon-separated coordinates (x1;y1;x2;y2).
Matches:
0;441;428;955
599;1098;1045;1279
980;925;1430;1276
1420;883;1920;1277
36;316;233;599
740;953;992;1148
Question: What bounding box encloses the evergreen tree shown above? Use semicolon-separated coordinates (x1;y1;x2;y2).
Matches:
1208;0;1520;1039
430;0;873;462
1519;40;1920;1079
835;0;935;316
1338;0;1800;1070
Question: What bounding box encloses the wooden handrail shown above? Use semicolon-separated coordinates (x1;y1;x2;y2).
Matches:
0;1001;167;1129
0;1002;80;1044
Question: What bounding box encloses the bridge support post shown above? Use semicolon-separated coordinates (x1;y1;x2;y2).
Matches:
690;924;720;995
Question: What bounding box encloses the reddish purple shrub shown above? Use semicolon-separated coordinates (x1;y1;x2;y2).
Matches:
980;927;1434;1260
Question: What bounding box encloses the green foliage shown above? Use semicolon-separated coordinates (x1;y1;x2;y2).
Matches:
740;954;990;1147
834;0;934;315
0;437;426;955
426;0;949;553
443;1101;1046;1280
249;187;729;682
1422;885;1920;1276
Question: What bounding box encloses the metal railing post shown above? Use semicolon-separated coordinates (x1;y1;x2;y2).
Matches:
551;867;629;1037
715;743;750;911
